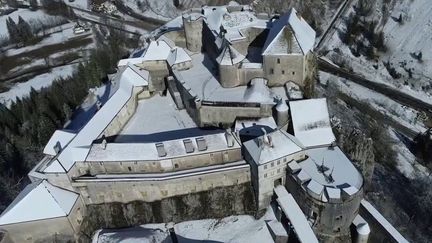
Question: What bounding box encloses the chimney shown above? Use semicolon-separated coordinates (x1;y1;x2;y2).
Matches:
261;128;272;147
101;138;107;150
53;141;62;154
225;131;235;147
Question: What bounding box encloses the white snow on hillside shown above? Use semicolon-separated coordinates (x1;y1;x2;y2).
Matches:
5;22;89;56
320;71;427;134
388;129;429;179
0;8;57;37
323;0;432;105
0;64;76;107
95;212;276;243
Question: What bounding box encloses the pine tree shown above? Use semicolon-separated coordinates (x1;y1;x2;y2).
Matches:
6;17;19;43
37;115;56;146
29;0;38;10
62;103;73;121
17;16;34;44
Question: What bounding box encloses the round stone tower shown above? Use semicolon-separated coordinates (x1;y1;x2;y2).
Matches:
285;146;364;242
182;9;204;52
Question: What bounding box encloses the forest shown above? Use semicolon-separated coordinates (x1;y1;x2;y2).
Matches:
0;28;130;211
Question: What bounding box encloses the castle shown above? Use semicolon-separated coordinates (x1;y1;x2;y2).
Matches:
0;3;408;243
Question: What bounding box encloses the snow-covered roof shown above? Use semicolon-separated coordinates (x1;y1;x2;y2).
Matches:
44;159;65;173
262;8;316;55
119;40;191;69
289;146;363;202
141;40;171;61
87;132;239;162
234;117;277;133
43;130;76;156
216;41;245;65
243;78;272;103
202;6;228;32
201;6;267;39
177;53;276;104
243;130;303;165
54;64;149;171
0;180;78;225
167;47;192;66
289;98;336;148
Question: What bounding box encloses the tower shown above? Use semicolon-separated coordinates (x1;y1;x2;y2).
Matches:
182;10;203;52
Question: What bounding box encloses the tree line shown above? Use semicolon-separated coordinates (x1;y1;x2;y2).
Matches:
0;29;130;212
6;16;35;45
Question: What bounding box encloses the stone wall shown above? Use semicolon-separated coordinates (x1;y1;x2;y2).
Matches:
199;104;272;127
138;61;169;92
0;217;75;243
74;148;242;176
264;54;305;87
77;182;256;241
285;174;363;242
73;166;251;204
219;63;241;88
358;200;408;243
0;231;13;243
102;87;142;138
183;14;203;52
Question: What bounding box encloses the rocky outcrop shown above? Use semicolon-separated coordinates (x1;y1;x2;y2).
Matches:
78;183;256;241
333;125;375;189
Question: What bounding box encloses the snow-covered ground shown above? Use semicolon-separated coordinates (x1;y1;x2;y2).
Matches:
320;71;430;179
0;8;65;38
388;129;429;179
4;22;89;56
323;0;432;105
123;0;187;22
0;64;77;107
320;71;428;134
95;211;276;243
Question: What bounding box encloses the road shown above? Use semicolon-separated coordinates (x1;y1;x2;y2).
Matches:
336;91;419;139
316;0;353;50
318;57;432;118
70;6;159;35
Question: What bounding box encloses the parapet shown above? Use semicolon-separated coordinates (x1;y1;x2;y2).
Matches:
287;146;363;203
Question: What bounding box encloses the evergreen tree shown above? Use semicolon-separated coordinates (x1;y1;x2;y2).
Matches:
17;16;34;44
37;115;56;146
6;17;19;43
62;103;73;121
29;0;38;10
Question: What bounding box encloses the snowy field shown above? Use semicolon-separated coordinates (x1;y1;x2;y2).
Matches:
95;212;276;243
323;0;432;104
0;8;65;38
0;64;77;107
320;71;427;134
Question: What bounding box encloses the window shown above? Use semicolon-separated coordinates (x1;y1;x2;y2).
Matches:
264;173;267;178
264;165;267;170
174;163;179;169
292;71;295;75
283;158;287;162
128;166;132;172
277;160;280;165
282;70;285;74
271;162;274;167
277;58;280;64
270;68;274;74
277;168;281;173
